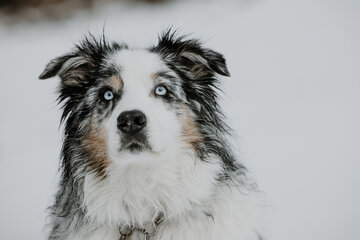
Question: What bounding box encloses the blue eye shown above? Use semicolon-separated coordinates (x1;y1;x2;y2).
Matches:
155;85;168;96
103;90;114;101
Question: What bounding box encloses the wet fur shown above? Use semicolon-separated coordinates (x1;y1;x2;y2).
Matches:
40;30;264;240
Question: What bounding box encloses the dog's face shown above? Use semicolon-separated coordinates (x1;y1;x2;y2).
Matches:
102;50;187;161
40;32;230;176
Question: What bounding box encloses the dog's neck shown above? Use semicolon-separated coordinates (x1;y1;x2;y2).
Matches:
82;150;223;227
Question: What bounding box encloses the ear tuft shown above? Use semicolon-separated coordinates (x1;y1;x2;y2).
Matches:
39;55;72;80
203;49;230;77
39;54;91;88
153;29;230;78
39;33;115;81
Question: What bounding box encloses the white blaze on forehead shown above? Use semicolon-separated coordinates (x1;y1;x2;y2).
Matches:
111;49;167;109
113;49;165;83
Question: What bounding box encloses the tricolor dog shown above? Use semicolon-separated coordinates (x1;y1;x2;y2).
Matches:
40;30;264;240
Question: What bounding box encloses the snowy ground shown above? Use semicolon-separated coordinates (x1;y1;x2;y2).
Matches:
0;0;359;239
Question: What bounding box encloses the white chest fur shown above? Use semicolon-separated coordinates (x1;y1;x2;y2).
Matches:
80;153;263;240
82;151;222;226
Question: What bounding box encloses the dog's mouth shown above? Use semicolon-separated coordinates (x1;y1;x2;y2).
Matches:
119;133;151;153
125;141;149;153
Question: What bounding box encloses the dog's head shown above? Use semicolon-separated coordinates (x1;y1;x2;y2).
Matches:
40;31;232;177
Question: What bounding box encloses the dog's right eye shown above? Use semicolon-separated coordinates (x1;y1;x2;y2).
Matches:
101;90;114;101
155;85;168;96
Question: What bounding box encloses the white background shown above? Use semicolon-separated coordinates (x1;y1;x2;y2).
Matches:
0;0;359;239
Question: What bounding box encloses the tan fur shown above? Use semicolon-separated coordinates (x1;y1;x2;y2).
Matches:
181;52;211;79
180;105;203;149
108;75;123;91
62;69;87;86
190;64;210;79
151;72;159;81
83;118;109;177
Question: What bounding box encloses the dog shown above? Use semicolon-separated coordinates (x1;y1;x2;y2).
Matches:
39;30;264;240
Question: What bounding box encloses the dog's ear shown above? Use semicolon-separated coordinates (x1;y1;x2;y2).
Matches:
153;31;230;79
178;47;230;78
39;53;92;87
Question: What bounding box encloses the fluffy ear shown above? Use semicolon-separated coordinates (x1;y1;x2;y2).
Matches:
39;55;71;79
201;49;230;77
39;53;92;87
153;31;230;79
179;48;230;78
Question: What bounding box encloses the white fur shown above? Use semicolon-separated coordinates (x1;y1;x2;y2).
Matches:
79;50;264;240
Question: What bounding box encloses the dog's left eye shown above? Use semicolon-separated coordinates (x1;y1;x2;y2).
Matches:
103;90;114;101
155;85;168;96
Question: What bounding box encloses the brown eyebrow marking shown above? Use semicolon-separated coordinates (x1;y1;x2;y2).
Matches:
151;72;159;81
107;75;123;91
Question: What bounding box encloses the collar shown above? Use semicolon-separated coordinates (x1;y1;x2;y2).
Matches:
119;214;165;240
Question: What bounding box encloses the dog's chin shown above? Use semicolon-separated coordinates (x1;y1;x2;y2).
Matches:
123;141;149;153
119;133;152;154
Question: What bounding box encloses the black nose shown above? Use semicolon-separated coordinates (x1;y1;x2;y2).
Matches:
117;110;147;134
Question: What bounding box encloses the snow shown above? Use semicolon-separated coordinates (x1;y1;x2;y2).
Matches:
0;0;359;239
